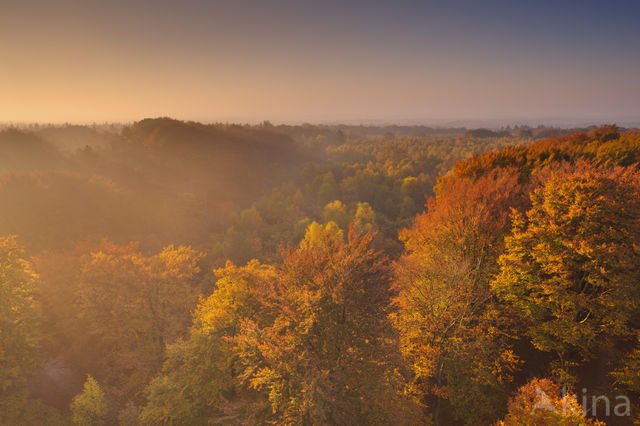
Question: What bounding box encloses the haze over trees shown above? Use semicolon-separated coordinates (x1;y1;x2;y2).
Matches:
1;119;640;424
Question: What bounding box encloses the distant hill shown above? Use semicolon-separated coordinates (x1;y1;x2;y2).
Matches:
463;128;511;138
0;128;65;173
117;118;304;203
37;125;118;153
125;117;297;158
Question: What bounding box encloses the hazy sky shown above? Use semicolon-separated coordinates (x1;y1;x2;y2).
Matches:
2;0;640;124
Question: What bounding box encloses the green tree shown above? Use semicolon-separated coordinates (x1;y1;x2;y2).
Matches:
317;171;339;207
400;176;425;205
71;375;108;425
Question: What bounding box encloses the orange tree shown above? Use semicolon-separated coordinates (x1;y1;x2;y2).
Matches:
392;169;527;425
497;378;604;426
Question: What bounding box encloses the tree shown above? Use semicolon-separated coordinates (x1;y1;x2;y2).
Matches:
401;176;426;208
492;165;640;381
234;223;418;424
497;378;603;425
143;223;419;424
141;260;277;424
353;201;377;234
317;172;340;207
393;169;526;425
322;199;350;231
35;241;205;413
71;375;108;425
0;236;42;423
611;332;640;422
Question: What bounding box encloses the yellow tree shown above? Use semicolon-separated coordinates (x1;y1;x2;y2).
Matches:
0;236;64;424
492;165;640;382
71;375;108;425
0;236;41;396
141;260;277;424
76;243;203;403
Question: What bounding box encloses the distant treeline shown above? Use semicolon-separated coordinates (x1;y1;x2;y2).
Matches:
0;117;533;255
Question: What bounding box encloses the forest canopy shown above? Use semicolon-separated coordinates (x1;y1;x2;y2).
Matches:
1;120;640;424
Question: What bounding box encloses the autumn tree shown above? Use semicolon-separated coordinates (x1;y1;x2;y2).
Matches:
141;260;277;424
233;223;418;424
143;223;418;424
497;378;603;425
393;169;527;425
611;332;640;422
322;199;350;231
492;165;640;382
34;241;205;417
0;236;44;423
353;201;377;234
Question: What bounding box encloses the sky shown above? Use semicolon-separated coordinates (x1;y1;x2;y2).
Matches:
1;0;640;125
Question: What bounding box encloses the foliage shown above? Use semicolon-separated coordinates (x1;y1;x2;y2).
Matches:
209;131;519;265
393;169;526;424
34;241;205;414
141;260;276;424
143;224;420;424
71;375;108;425
497;378;604;425
0;236;43;423
492;165;640;380
233;224;418;424
2;122;640;423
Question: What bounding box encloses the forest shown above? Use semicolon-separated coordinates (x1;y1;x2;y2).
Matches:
2;119;640;425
